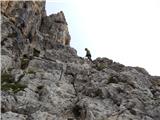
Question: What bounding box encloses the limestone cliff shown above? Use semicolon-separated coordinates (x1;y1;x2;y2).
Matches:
1;1;160;120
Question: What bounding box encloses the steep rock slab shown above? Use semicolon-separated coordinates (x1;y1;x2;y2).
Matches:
40;11;71;46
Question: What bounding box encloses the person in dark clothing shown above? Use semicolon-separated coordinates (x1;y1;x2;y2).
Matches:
85;48;92;62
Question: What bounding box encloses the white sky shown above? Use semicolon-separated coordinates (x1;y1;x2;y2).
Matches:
46;0;160;76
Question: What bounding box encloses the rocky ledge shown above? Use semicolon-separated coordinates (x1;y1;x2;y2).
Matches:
1;1;160;120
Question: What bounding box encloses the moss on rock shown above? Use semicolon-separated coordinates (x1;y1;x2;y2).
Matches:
1;72;27;93
2;83;27;93
1;72;14;84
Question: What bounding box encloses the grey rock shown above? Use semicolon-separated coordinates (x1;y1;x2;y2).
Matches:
1;1;160;120
40;11;71;46
1;55;13;73
1;111;27;120
31;111;57;120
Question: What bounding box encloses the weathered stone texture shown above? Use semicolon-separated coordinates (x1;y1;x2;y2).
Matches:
1;1;160;120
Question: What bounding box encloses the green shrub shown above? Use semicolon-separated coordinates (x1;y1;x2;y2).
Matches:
21;58;30;69
108;76;118;84
80;60;84;65
27;69;36;74
96;63;107;71
1;72;27;93
8;68;14;72
2;83;27;93
8;32;17;37
1;72;14;84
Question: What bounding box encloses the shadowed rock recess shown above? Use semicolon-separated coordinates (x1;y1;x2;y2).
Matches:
1;1;160;120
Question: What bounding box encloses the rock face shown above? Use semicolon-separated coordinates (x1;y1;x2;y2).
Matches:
1;1;160;120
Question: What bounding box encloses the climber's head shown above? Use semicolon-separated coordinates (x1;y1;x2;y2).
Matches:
85;48;88;51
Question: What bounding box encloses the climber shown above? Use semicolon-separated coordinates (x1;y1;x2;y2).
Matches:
85;48;92;62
